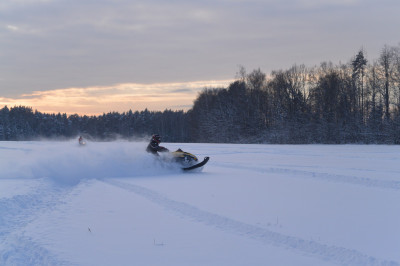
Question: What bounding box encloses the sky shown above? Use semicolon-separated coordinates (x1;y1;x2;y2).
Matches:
1;0;399;115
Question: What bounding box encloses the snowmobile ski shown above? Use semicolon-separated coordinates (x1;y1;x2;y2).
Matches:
182;156;210;171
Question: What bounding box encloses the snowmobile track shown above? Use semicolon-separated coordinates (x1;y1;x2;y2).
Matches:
103;179;399;266
0;180;71;266
212;162;400;191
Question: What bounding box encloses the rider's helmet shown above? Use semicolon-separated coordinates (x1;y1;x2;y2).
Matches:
152;134;161;144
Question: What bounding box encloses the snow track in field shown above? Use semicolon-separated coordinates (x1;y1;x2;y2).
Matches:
211;161;400;191
103;179;398;266
0;180;69;266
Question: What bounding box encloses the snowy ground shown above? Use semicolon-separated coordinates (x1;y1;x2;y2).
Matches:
1;141;399;266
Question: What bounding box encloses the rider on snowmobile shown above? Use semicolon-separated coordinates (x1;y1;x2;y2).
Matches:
146;134;169;155
78;136;85;145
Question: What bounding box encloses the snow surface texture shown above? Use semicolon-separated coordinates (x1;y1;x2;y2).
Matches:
1;141;399;266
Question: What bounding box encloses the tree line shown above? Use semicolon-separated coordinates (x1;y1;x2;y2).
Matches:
0;107;188;142
190;44;400;144
1;44;400;143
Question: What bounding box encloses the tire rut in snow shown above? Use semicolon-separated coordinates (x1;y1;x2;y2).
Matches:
0;180;70;266
104;179;399;266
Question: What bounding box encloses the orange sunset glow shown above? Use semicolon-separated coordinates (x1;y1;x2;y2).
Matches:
0;80;232;115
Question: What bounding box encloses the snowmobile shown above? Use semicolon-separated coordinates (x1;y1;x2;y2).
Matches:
169;149;210;171
78;136;86;146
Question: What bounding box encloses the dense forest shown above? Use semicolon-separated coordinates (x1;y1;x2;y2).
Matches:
1;44;400;144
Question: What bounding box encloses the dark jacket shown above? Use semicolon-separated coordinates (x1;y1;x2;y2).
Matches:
146;140;169;155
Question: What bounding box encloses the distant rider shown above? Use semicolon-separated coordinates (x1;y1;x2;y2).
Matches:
146;134;169;155
78;136;84;145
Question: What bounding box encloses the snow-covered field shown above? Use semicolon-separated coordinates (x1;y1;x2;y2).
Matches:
1;141;399;266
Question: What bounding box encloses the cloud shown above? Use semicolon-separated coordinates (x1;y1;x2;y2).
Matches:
294;0;360;8
169;89;192;93
0;0;53;12
6;24;19;31
0;80;232;115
